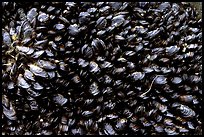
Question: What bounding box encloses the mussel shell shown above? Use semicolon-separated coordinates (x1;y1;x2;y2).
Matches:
100;61;113;69
46;6;55;13
154;75;167;85
27;8;38;22
89;82;100;96
154;125;164;133
37;12;49;22
81;44;93;58
37;60;56;70
112;15;125;27
104;123;116;135
187;122;195;129
28;64;48;78
3;31;12;46
68;24;80;36
87;7;97;13
115;118;127;131
7;82;15;90
158;2;171;11
82;111;93;117
178;105;195;118
16;46;34;55
79;12;90;24
146;28;160;39
71;128;84;135
53;94;68;106
96;17;107;29
89;61;100;74
91;38;106;51
109;2;122;11
130;72;145;81
164;126;178;135
31;50;45;58
3;103;17;121
24;69;35;81
54;24;65;31
143;67;154;73
17;74;30;89
34;40;48;48
33;82;44;90
26;88;42;97
30;100;39;110
166;45;180;55
171;77;182;84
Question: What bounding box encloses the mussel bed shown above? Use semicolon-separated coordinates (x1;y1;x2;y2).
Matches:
2;2;202;135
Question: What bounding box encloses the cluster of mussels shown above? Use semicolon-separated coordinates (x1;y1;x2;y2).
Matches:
2;2;202;135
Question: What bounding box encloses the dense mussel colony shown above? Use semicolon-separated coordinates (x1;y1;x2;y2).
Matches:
2;2;202;135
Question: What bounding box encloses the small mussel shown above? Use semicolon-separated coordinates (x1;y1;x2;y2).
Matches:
81;44;93;58
104;123;116;135
38;12;49;23
111;15;125;27
53;94;68;106
130;72;145;81
54;24;65;31
28;64;48;78
179;95;194;103
68;24;80;36
171;77;182;84
89;82;100;96
16;46;34;55
27;8;38;22
17;74;30;89
89;61;100;74
79;12;91;24
37;60;56;70
177;104;196;118
115;118;127;131
154;75;167;85
24;69;35;81
96;17;107;29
